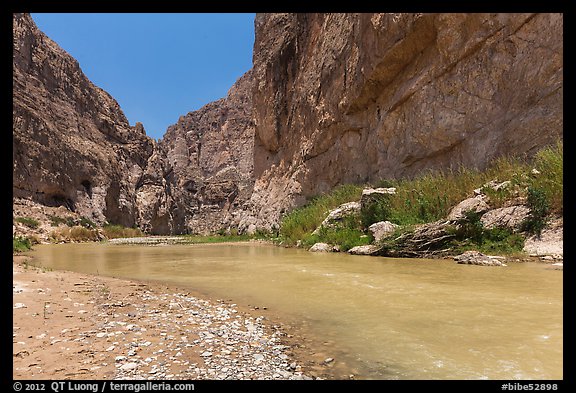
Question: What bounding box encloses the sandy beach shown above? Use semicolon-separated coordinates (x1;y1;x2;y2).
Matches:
13;255;344;380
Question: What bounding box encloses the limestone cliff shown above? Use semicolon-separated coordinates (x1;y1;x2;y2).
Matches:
241;13;563;231
14;13;563;236
135;71;255;234
13;13;154;227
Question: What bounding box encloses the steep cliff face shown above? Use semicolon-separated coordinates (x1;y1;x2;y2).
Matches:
13;13;154;227
242;13;563;231
14;13;563;236
13;13;254;235
135;71;255;234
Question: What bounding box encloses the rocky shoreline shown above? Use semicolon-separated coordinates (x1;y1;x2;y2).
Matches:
13;256;342;380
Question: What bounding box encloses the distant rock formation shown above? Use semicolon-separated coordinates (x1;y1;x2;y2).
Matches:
135;71;255;234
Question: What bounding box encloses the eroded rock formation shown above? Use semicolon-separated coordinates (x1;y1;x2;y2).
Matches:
136;71;255;234
13;13;154;227
13;13;254;235
14;13;563;236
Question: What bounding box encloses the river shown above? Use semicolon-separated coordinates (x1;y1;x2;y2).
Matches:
25;242;563;380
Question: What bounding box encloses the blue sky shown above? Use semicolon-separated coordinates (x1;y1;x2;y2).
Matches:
31;13;255;141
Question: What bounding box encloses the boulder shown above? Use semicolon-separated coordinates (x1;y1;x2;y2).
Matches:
360;188;396;209
309;243;339;252
348;245;382;256
453;250;507;266
447;195;490;221
368;221;398;242
480;205;530;230
523;217;563;257
312;202;361;235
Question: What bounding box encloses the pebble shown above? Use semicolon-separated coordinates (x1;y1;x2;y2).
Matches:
36;284;318;380
119;362;138;371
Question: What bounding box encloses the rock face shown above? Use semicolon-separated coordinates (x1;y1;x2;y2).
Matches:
13;13;254;235
14;13;563;236
245;13;563;231
13;13;154;227
135;71;255;234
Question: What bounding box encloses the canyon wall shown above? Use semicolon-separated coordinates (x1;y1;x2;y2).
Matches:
240;13;563;231
13;13;154;228
135;71;255;234
13;13;254;235
14;13;563;235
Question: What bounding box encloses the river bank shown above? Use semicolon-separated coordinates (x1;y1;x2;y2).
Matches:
13;255;345;380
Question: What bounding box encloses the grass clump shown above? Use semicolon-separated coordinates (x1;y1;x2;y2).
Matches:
14;216;40;229
13;236;32;253
448;210;525;255
279;184;363;245
529;140;562;214
102;224;144;239
181;233;256;244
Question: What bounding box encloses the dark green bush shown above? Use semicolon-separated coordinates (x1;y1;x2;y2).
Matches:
522;187;550;236
361;196;391;228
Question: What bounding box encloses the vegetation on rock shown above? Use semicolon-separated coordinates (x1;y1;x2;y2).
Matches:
278;141;562;257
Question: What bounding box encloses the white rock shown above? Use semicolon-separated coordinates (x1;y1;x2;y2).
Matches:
309;242;338;252
119;362;138;371
368;221;398;242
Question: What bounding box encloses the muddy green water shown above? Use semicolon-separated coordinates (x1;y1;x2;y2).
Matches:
26;242;562;380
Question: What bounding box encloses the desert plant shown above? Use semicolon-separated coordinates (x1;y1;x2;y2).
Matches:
102;224;144;239
13;236;32;252
522;187;550;236
15;216;40;229
69;226;100;241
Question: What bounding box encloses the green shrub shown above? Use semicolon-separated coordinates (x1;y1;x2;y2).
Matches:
280;184;363;245
360;196;391;228
13;236;32;252
455;210;485;245
522;187;550;236
15;217;39;229
49;215;66;226
305;227;372;252
79;217;97;229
